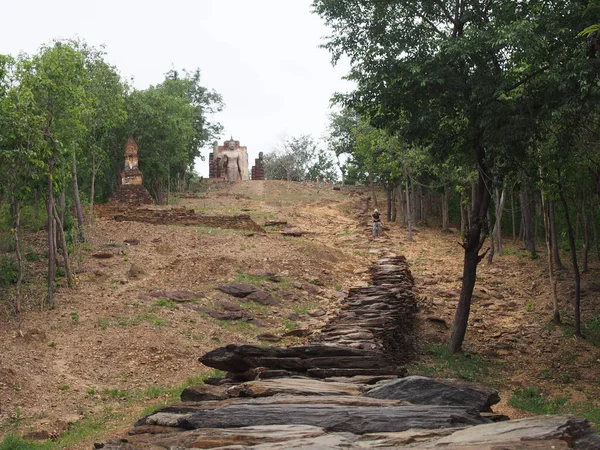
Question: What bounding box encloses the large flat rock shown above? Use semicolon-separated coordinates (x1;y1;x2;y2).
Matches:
226;377;366;397
429;415;597;447
128;424;329;449
363;375;500;412
199;344;386;372
179;404;489;433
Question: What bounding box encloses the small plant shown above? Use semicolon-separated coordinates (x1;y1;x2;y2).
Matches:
99;318;110;330
155;298;179;309
12;384;22;391
58;384;70;391
70;312;80;324
86;386;97;396
284;320;298;331
47;341;57;348
104;388;129;400
525;300;535;312
10;407;23;427
24;252;42;262
152;318;166;327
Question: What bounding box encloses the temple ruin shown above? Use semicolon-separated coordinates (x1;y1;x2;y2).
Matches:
209;138;250;181
251;152;265;180
109;136;153;206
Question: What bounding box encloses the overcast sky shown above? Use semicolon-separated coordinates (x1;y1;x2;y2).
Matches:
0;0;353;176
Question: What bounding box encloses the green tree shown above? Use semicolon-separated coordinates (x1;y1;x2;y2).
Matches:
264;135;317;182
306;149;338;183
313;0;600;352
124;70;222;203
17;40;91;305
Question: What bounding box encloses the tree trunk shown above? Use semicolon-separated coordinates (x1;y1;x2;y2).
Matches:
369;170;377;208
385;186;394;222
13;197;23;316
460;192;467;235
494;187;506;255
391;184;397;222
397;184;405;226
53;201;74;288
53;217;61;270
592;206;600;261
450;149;492;354
511;194;517;243
520;179;536;257
582;193;590;274
405;169;413;242
410;177;417;225
442;186;450;230
90;153;98;225
487;210;495;264
541;188;560;324
72;150;86;242
549;201;566;270
56;193;66;263
418;185;424;225
559;179;582;337
46;163;55;308
167;164;171;205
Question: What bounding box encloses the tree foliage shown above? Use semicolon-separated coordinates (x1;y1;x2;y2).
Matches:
313;0;600;352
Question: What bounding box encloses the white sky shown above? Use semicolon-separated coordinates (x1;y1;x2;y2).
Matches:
0;0;353;176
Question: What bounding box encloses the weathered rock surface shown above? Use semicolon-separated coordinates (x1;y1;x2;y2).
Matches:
216;283;258;297
364;375;500;412
429;415;597;448
179;404;489;433
225;377;366;398
180;384;228;402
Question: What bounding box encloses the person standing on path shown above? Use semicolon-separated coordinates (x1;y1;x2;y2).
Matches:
372;209;382;237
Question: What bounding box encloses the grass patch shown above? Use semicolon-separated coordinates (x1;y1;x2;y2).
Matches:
292;304;314;315
155;299;179;310
284;320;298;331
409;344;491;383
508;385;600;427
502;247;529;258
583;315;600;347
214;319;256;334
112;314;167;328
239;301;269;314
0;434;54;449
235;271;269;286
195;226;238;235
0;367;226;449
508;386;567;414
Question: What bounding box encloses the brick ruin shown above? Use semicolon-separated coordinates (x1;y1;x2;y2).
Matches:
251;151;265;180
108;137;153;206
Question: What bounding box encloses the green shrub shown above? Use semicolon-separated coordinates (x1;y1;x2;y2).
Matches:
0;255;18;287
